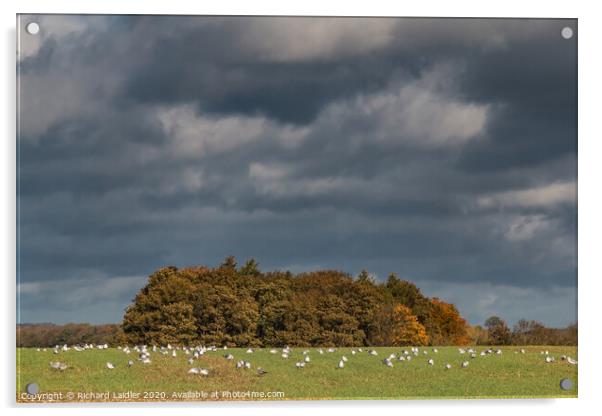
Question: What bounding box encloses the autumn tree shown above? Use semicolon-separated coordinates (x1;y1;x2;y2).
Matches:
424;298;471;345
156;302;197;345
390;304;429;346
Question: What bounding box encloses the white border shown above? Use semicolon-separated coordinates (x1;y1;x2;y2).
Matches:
2;1;601;415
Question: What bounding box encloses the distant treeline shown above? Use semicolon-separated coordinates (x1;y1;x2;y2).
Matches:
469;316;577;346
17;323;125;347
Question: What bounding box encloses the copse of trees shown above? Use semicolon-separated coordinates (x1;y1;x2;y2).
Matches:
122;258;471;347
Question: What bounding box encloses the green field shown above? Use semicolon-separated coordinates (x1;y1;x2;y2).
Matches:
17;346;577;402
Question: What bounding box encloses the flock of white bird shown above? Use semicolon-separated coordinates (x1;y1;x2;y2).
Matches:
42;343;577;378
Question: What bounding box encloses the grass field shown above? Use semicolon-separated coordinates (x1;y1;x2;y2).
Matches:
16;346;577;402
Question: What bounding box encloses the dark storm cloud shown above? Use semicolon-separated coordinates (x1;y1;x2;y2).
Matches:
17;15;577;326
456;25;577;172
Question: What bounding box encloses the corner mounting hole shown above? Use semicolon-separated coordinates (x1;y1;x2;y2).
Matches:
561;27;573;40
26;22;40;35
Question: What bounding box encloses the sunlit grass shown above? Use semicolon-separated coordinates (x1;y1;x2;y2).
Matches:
16;346;577;402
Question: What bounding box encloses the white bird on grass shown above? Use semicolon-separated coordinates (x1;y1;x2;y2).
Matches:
50;361;68;371
337;359;345;369
545;356;555;363
188;367;209;376
428;359;434;365
567;357;578;365
445;363;452;370
341;356;348;362
461;361;469;368
383;358;394;367
128;360;134;367
106;362;115;369
304;356;310;363
368;349;378;356
295;361;306;369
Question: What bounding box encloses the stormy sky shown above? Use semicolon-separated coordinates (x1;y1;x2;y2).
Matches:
17;15;577;327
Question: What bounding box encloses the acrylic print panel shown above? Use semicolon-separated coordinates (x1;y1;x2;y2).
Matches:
16;15;577;402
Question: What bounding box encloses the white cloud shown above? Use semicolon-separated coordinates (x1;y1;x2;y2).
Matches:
156;104;309;159
478;181;576;209
239;18;536;63
320;65;489;148
249;161;357;198
242;18;399;62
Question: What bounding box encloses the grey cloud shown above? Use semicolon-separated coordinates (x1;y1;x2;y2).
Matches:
17;15;577;326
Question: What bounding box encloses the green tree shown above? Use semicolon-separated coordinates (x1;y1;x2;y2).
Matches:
239;258;261;277
485;316;512;345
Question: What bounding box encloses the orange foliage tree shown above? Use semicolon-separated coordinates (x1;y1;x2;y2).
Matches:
390;304;429;346
425;298;471;345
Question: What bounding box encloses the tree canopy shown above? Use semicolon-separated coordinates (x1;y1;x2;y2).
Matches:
122;258;471;347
